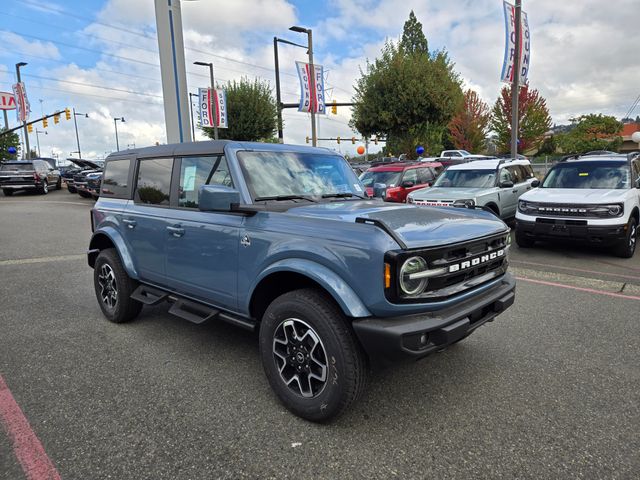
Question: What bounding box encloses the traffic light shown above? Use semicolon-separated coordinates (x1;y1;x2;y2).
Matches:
65;108;71;120
351;137;356;144
27;124;33;133
54;114;60;125
42;118;48;128
336;136;340;144
331;101;337;115
305;136;310;144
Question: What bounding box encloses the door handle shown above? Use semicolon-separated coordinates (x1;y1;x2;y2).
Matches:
122;218;136;229
512;189;518;193
166;225;185;237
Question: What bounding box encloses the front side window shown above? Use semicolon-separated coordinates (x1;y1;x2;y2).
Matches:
499;168;513;185
135;158;173;205
542;161;630;189
506;165;523;184
178;155;233;208
360;170;402;188
238;151;364;200
402;169;418;184
434;169;497;188
101;159;131;198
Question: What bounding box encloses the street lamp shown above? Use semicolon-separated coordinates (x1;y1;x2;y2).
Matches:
193;61;218;140
288;26;317;146
34;129;47;157
113;117;125;151
15;62;31;158
73;109;89;158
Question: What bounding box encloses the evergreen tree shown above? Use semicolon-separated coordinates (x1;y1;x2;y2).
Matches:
400;11;429;56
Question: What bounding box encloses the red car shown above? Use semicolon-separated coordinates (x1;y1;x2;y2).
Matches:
359;162;443;203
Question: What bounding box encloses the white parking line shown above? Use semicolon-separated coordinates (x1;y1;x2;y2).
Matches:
0;255;85;266
0;201;92;207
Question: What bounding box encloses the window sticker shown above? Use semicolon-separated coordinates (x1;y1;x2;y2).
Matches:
578;172;589;177
353;183;363;192
184;165;197;190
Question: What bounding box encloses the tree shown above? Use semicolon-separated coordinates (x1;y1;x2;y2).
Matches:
448;89;490;152
351;12;463;159
0;129;20;160
202;77;277;142
489;85;552;154
555;114;623;154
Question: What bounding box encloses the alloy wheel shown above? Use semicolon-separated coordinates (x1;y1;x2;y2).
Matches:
97;263;118;309
272;318;328;398
630;223;637;251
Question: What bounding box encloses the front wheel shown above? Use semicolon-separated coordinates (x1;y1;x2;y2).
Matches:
259;288;367;422
614;217;637;258
40;180;48;194
93;248;142;323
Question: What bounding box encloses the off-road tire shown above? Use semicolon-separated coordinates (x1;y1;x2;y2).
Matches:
78;190;92;198
614;217;637;258
2;189;13;196
93;248;142;323
259;288;367;422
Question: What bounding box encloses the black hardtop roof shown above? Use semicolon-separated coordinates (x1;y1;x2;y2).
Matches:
104;140;335;162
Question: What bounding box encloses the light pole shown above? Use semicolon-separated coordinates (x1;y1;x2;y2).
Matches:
510;0;522;159
273;36;308;144
289;26;317;146
189;92;198;141
113;117;125;151
15;62;30;158
193;61;218;140
73;108;88;158
34;129;47;157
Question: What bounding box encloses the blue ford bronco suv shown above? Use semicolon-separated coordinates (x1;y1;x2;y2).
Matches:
88;141;515;422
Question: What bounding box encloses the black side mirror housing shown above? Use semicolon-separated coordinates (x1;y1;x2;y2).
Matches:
531;179;540;188
500;180;514;188
372;182;387;198
401;180;414;188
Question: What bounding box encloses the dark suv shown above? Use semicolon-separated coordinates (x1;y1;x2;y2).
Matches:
0;159;61;195
62;159;102;194
88;141;515;422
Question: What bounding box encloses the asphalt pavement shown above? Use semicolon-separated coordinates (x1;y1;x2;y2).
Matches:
0;189;638;479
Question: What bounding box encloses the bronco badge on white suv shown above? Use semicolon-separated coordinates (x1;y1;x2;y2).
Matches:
515;153;640;258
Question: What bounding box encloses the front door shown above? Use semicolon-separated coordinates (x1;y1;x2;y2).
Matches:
164;155;241;310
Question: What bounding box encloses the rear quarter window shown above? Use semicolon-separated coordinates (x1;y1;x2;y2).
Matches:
101;159;132;198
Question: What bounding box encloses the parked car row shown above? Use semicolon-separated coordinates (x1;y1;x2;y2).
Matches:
0;159;62;195
61;159;103;199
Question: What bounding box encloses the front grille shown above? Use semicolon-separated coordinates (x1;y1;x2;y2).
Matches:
531;203;592;217
521;202;623;219
386;233;509;303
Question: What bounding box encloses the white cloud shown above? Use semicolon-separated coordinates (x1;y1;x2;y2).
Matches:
0;32;61;61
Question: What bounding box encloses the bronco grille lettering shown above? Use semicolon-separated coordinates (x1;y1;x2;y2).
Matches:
448;249;504;273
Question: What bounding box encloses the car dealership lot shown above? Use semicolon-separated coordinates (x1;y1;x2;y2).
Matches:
1;190;638;479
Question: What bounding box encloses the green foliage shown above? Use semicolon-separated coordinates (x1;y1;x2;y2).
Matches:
490;85;552;154
351;12;463;159
537;135;557;155
202;77;277;142
555;114;623;154
0;129;20;160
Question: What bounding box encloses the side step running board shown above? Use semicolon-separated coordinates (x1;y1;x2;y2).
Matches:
131;285;168;305
168;299;219;325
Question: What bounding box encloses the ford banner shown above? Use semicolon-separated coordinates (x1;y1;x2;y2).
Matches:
296;61;325;114
501;1;530;85
198;88;228;129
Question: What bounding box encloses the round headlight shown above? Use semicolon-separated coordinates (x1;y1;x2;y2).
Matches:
399;256;428;296
608;205;622;216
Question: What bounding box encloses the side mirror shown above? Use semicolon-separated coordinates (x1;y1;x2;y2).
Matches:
198;185;241;212
372;182;387;198
635;178;640;189
500;180;514;188
401;180;414;188
531;179;540;188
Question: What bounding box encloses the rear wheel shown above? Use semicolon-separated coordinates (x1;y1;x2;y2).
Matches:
259;288;367;422
614;217;637;258
56;177;62;190
2;189;13;196
93;248;142;323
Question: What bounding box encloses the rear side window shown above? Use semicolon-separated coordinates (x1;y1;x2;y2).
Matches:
416;168;434;184
506;165;524;183
101;159;131;198
178;155;233;208
135;158;174;205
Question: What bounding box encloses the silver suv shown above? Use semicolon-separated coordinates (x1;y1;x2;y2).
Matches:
407;158;537;220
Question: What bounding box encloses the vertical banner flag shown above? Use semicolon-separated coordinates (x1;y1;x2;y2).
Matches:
198;88;228;129
296;61;326;114
12;82;30;122
501;1;530;85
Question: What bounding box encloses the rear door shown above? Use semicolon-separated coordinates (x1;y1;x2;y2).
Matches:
164;155;241;310
498;167;519;217
122;157;175;285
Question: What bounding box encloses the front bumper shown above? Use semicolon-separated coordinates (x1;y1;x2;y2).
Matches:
352;273;515;366
517;219;627;245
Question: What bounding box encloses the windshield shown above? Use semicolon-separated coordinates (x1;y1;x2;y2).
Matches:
0;163;33;171
238;151;365;200
433;169;496;188
543;161;630;189
359;170;402;188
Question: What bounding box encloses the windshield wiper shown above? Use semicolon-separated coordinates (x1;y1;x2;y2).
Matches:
321;192;366;199
254;195;317;202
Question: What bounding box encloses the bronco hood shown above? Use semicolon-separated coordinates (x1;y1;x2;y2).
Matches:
289;201;507;249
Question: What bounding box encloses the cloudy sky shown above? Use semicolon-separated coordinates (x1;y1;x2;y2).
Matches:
1;0;638;160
